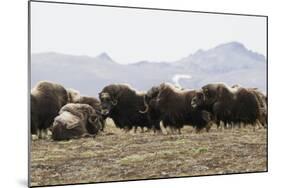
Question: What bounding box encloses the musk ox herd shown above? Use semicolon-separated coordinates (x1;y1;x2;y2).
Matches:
30;81;267;141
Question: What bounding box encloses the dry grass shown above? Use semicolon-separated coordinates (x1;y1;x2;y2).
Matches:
30;121;267;187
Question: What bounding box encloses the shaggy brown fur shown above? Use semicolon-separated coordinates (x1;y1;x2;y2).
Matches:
51;103;103;141
31;81;68;138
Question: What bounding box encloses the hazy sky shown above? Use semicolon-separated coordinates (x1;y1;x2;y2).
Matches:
31;2;267;64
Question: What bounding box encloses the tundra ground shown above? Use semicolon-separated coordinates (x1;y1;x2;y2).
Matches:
30;122;267;187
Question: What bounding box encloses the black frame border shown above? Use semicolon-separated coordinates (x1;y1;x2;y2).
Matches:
28;0;268;187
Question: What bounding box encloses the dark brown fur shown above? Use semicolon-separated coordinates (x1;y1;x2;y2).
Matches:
99;84;151;131
149;83;213;133
31;81;68;138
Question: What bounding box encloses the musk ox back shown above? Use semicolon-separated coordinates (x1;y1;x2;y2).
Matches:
31;81;68;138
99;84;151;131
51;103;103;141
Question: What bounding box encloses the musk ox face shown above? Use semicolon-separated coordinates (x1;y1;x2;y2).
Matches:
191;83;229;108
201;83;228;106
99;92;118;115
191;91;205;108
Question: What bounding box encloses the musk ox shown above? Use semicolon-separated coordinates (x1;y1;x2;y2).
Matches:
51;103;103;141
67;88;105;130
139;86;162;133
99;84;152;132
232;85;267;128
142;83;213;134
31;81;68;138
251;89;267;128
191;83;260;130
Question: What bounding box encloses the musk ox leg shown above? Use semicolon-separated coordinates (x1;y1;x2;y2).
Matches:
169;127;175;134
252;124;256;132
165;126;171;134
223;121;228;129
230;123;235;132
215;120;221;131
133;126;138;133
205;122;213;132
124;127;131;133
38;129;44;139
160;121;168;135
195;127;201;134
41;129;47;139
166;126;175;134
217;121;223;132
177;128;182;134
141;127;144;133
153;125;163;135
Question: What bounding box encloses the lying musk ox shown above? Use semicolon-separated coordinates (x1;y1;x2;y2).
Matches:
142;83;213;133
67;88;105;130
31;81;68;138
51;103;103;141
191;83;260;130
99;84;152;132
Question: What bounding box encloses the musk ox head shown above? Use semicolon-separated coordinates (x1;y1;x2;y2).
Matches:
191;83;233;108
99;92;119;115
99;84;136;116
191;90;205;108
201;83;231;106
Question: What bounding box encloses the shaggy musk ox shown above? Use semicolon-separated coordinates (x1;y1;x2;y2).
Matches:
31;81;68;138
99;84;152;132
231;85;267;128
142;83;213;133
191;83;261;130
139;86;162;133
67;88;105;130
51;103;103;141
251;89;267;128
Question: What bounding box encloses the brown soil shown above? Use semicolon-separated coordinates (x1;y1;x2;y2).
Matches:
30;123;267;187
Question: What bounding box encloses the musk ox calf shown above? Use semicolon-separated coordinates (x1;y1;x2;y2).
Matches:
51;103;103;141
99;84;152;132
31;81;68;138
191;83;260;130
142;83;213;134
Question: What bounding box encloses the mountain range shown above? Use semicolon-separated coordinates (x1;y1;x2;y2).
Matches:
31;41;267;96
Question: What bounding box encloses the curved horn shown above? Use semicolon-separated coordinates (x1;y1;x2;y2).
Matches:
139;96;149;113
111;99;118;106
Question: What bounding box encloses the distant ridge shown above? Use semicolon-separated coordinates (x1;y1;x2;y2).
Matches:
31;41;266;96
